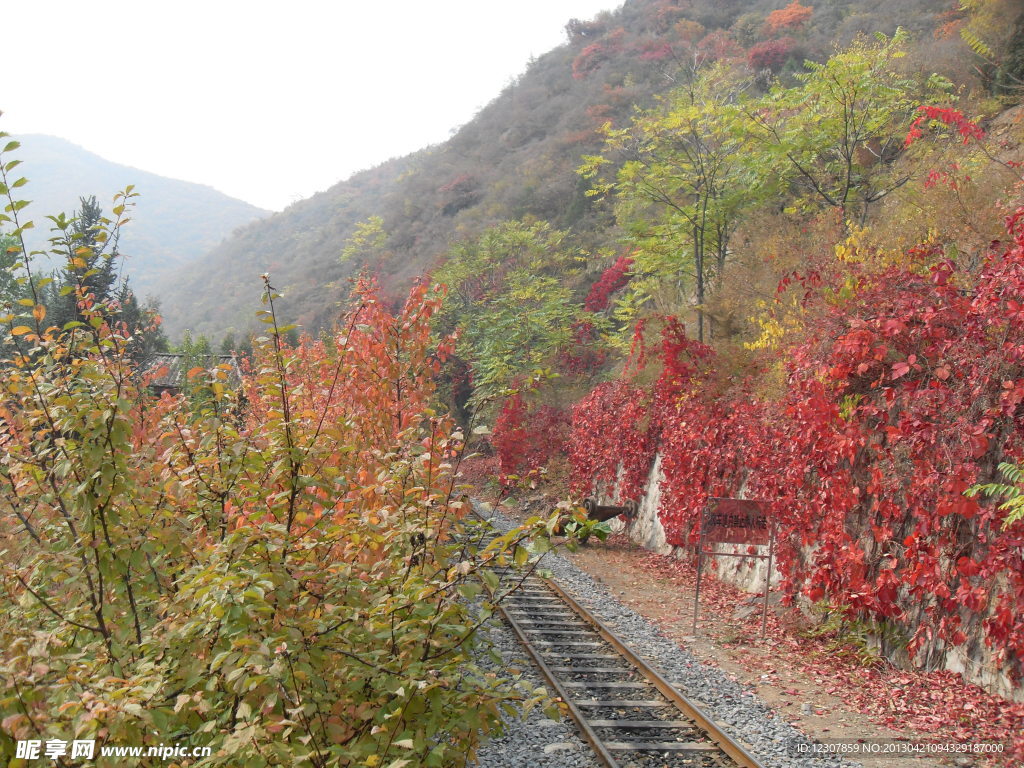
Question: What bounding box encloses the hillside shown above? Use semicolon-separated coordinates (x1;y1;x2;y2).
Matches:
158;0;960;340
13;134;268;299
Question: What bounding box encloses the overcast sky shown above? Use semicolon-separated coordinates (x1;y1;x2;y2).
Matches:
2;1;621;212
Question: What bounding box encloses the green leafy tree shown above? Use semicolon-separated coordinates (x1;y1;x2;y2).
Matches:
179;328;212;365
340;215;389;268
959;0;1024;95
220;330;236;354
0;232;22;303
0;232;28;354
433;219;583;411
745;30;950;224
581;64;758;342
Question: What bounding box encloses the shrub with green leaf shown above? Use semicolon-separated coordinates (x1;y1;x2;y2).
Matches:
0;139;586;767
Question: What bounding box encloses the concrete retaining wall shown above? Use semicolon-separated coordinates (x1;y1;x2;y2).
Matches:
597;453;1023;702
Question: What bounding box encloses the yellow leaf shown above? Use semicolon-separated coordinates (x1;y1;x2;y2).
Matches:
32;304;45;322
10;325;31;335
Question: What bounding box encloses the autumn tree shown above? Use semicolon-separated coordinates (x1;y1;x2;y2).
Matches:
0;136;603;765
765;1;813;34
582;64;758;342
746;30;950;224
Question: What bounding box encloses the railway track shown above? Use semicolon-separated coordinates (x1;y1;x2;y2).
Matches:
473;518;766;768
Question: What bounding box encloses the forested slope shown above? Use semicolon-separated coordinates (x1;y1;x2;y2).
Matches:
158;0;963;339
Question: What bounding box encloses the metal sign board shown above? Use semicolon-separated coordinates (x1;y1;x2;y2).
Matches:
693;498;776;638
702;498;771;546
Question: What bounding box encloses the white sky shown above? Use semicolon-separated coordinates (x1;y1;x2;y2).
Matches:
2;1;621;212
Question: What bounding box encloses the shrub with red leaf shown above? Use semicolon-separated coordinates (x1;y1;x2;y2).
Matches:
493;392;571;483
905;105;985;147
571;28;626;79
748;37;797;72
568;210;1024;695
695;30;744;63
635;40;674;62
558;320;607;375
584;255;634;311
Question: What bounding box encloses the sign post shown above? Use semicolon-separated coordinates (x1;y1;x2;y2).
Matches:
692;498;775;638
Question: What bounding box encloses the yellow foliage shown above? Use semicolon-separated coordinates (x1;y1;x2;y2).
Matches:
744;296;806;351
834;223;946;276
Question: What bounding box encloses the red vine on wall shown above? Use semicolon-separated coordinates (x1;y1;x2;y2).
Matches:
569;211;1024;680
493;391;571;484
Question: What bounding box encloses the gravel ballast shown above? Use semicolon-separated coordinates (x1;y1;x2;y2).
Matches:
473;619;601;768
472;502;856;768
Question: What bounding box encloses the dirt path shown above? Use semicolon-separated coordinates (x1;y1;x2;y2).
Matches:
564;536;921;766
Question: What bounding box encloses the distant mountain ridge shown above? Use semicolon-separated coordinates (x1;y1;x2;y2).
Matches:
11;134;269;300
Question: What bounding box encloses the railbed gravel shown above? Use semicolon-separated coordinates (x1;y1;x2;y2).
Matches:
473;501;857;768
473;619;599;768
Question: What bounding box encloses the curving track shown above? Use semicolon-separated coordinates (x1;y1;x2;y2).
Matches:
485;559;767;768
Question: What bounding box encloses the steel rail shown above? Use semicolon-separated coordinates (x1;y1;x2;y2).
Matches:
544;579;765;768
481;571;765;767
466;509;766;768
493;594;621;767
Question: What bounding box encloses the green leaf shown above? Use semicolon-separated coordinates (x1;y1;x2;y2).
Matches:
513;546;528;567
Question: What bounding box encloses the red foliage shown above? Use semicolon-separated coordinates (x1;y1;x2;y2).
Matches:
585;255;634;312
905;105;985;147
571;28;626;79
558;320;608;375
695;30;744;63
747;37;797;72
492;392;571;483
635;40;674;62
586;103;615;125
568;211;1024;692
569;317;712;502
569;380;653;502
437;172;476;195
456;454;501;490
765;1;814;34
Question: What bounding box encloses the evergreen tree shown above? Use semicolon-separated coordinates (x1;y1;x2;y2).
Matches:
42;195;120;329
41;194;166;364
0;232;24;308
